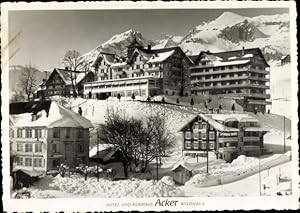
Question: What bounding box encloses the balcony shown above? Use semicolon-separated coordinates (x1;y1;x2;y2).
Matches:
145;67;161;72
190;68;248;76
192;84;269;91
191;76;248;83
243;145;260;151
243;136;260;142
219;146;238;152
219;137;238;142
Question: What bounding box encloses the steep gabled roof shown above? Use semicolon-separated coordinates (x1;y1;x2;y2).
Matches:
10;100;93;128
194;48;269;67
47;68;92;86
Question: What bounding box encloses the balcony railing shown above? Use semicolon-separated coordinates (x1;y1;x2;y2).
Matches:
192;84;269;91
219;137;238;142
191;76;248;83
243;136;260;142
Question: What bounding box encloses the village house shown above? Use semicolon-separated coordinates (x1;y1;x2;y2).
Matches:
83;36;193;99
10;100;93;174
190;48;271;113
178;113;269;162
45;68;95;97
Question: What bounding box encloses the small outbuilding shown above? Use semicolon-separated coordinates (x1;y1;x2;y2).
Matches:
171;160;194;185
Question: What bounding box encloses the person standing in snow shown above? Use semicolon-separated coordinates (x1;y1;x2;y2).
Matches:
78;107;83;116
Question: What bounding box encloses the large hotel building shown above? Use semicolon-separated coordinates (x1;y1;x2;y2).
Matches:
189;48;271;112
83;37;193;99
41;35;271;113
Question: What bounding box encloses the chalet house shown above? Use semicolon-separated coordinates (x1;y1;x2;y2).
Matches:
190;48;271;112
281;55;290;65
83;36;193;99
45;68;95;97
178;113;269;162
10;100;93;174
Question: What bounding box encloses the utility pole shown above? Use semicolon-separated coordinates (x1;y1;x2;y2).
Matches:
156;152;159;181
283;116;286;153
258;148;261;196
206;124;209;174
97;135;100;182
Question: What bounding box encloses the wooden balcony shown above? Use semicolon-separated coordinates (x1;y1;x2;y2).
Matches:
219;137;238;142
243;136;260;142
192;83;269;91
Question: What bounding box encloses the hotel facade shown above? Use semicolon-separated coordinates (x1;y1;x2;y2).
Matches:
190;48;271;112
83;37;193;99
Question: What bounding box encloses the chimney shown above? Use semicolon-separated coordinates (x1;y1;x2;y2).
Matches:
242;46;245;56
148;45;151;51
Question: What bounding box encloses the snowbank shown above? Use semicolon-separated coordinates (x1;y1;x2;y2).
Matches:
29;174;183;198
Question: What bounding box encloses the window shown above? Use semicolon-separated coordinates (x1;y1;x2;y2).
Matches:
17;143;23;152
25;158;32;166
209;142;215;149
25;129;32;138
194;132;199;139
77;128;84;138
185;132;191;139
201;142;207;149
35;129;42;138
33;158;43;167
53;128;60;138
25;144;33;152
209;132;215;140
193;141;199;149
202;132;207;139
35;143;42;152
16;157;23;166
78;144;84;153
185;141;191;149
52;144;59;153
66;128;71;138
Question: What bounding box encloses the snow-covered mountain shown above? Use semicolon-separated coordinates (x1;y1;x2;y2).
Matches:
153;35;183;49
180;12;290;60
78;12;290;68
80;29;156;65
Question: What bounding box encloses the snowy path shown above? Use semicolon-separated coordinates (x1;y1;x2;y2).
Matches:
182;161;292;197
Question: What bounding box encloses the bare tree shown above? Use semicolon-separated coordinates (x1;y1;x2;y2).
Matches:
18;65;38;101
97;108;139;177
62;50;86;97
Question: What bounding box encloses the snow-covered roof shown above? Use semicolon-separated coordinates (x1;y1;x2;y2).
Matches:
147;50;175;63
209;114;259;123
243;127;269;132
171;159;194;171
89;144;115;158
200;114;240;132
212;59;250;67
10;101;93;128
110;62;127;69
54;69;92;86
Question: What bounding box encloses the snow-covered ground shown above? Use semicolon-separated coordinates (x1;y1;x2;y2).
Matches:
15;153;291;198
18;95;292;198
182;161;292;197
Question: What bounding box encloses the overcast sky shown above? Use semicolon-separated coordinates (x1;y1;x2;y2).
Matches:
8;8;289;71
